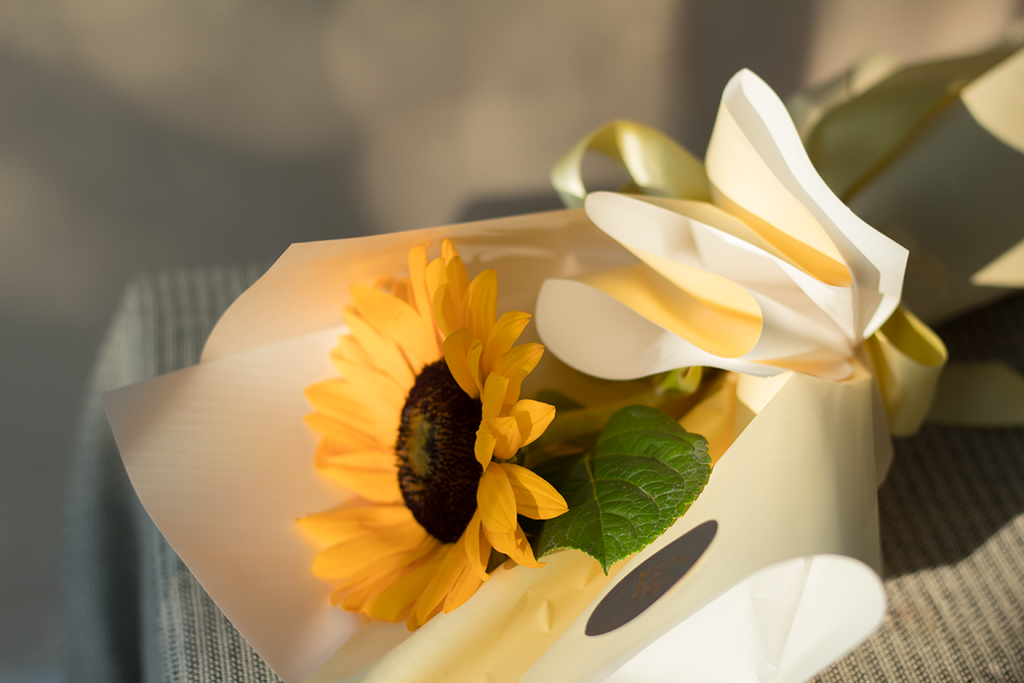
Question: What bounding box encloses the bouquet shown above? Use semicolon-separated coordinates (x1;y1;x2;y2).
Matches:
104;66;964;683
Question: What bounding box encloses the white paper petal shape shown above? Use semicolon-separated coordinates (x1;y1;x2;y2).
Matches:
536;69;908;382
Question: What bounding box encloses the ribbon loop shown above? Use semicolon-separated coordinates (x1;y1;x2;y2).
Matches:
550;120;710;208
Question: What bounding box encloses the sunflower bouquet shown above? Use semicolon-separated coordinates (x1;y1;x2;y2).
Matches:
104;66;967;683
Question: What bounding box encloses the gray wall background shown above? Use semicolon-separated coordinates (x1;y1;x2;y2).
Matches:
0;1;1020;680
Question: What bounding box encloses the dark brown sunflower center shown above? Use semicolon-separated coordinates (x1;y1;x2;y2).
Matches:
396;359;483;543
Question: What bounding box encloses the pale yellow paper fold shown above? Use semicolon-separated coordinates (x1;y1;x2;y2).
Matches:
797;45;1024;322
864;307;947;437
549;120;710;209
538;69;908;384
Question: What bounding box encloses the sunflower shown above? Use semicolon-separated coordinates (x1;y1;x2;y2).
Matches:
299;239;568;629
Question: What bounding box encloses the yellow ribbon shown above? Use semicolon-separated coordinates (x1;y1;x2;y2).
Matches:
551;119;954;437
550;120;710;208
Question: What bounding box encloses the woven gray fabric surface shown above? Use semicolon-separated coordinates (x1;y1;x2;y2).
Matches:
66;266;1024;682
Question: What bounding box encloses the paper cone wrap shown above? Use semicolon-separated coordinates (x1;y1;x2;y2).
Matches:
102;68;943;683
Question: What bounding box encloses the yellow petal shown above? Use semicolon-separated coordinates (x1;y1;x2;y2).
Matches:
414;541;466;624
466;269;497;342
329;356;408;409
443;563;485;614
304;380;400;447
481;373;511;420
477;462;517;533
474;421;497;468
486;525;544;569
297;504;414;547
462;511;490;582
441;237;459;263
303;412;380;450
407;244;432;320
442;327;480;399
314;447;402;503
330;333;372;376
391;279;412;307
313;517;428;579
498;462;568;520
333;535;438;593
467;338;485;396
445;255;470;325
343;308;417;390
363;547;446;622
338;574;385;610
350;285;438;369
425;255;448;300
482;311;531;377
486;415;522;460
494;343;545;406
509;399;556;449
431;283;458;339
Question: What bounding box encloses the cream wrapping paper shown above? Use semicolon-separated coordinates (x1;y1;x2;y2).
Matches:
795;44;1024;324
102;68;931;683
104;215;892;683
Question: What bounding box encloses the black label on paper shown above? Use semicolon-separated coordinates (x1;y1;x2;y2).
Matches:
585;519;717;636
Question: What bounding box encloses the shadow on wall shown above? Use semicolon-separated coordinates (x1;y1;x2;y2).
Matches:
669;0;817;153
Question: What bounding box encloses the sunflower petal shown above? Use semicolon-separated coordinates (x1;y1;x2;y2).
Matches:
314;447;402;503
509;400;556;449
477;462;517;533
494;343;545;406
467;339;485;396
337;575;384;610
391;279;412;307
445;256;470;325
407;244;431;318
432;283;458;339
443;327;480;398
350;285;438;369
333;535;438;593
414;541;467;624
329;356;408;409
425;255;448;299
330;333;373;375
305;379;400;447
474;421;497;468
297;504;414;547
443;564;485;614
363;546;446;622
481;373;511;420
482;311;531;377
462;511;490;582
441;237;459;263
303;412;380;449
486;525;544;569
486;415;522;460
466;269;497;342
313;517;428;579
343;308;417;390
498;462;568;520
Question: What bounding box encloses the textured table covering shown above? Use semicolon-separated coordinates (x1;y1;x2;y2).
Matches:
66;265;1024;683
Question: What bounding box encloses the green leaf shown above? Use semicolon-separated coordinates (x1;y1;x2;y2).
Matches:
533;405;711;573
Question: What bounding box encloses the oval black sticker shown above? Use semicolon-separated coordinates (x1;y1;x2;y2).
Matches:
585;519;718;636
